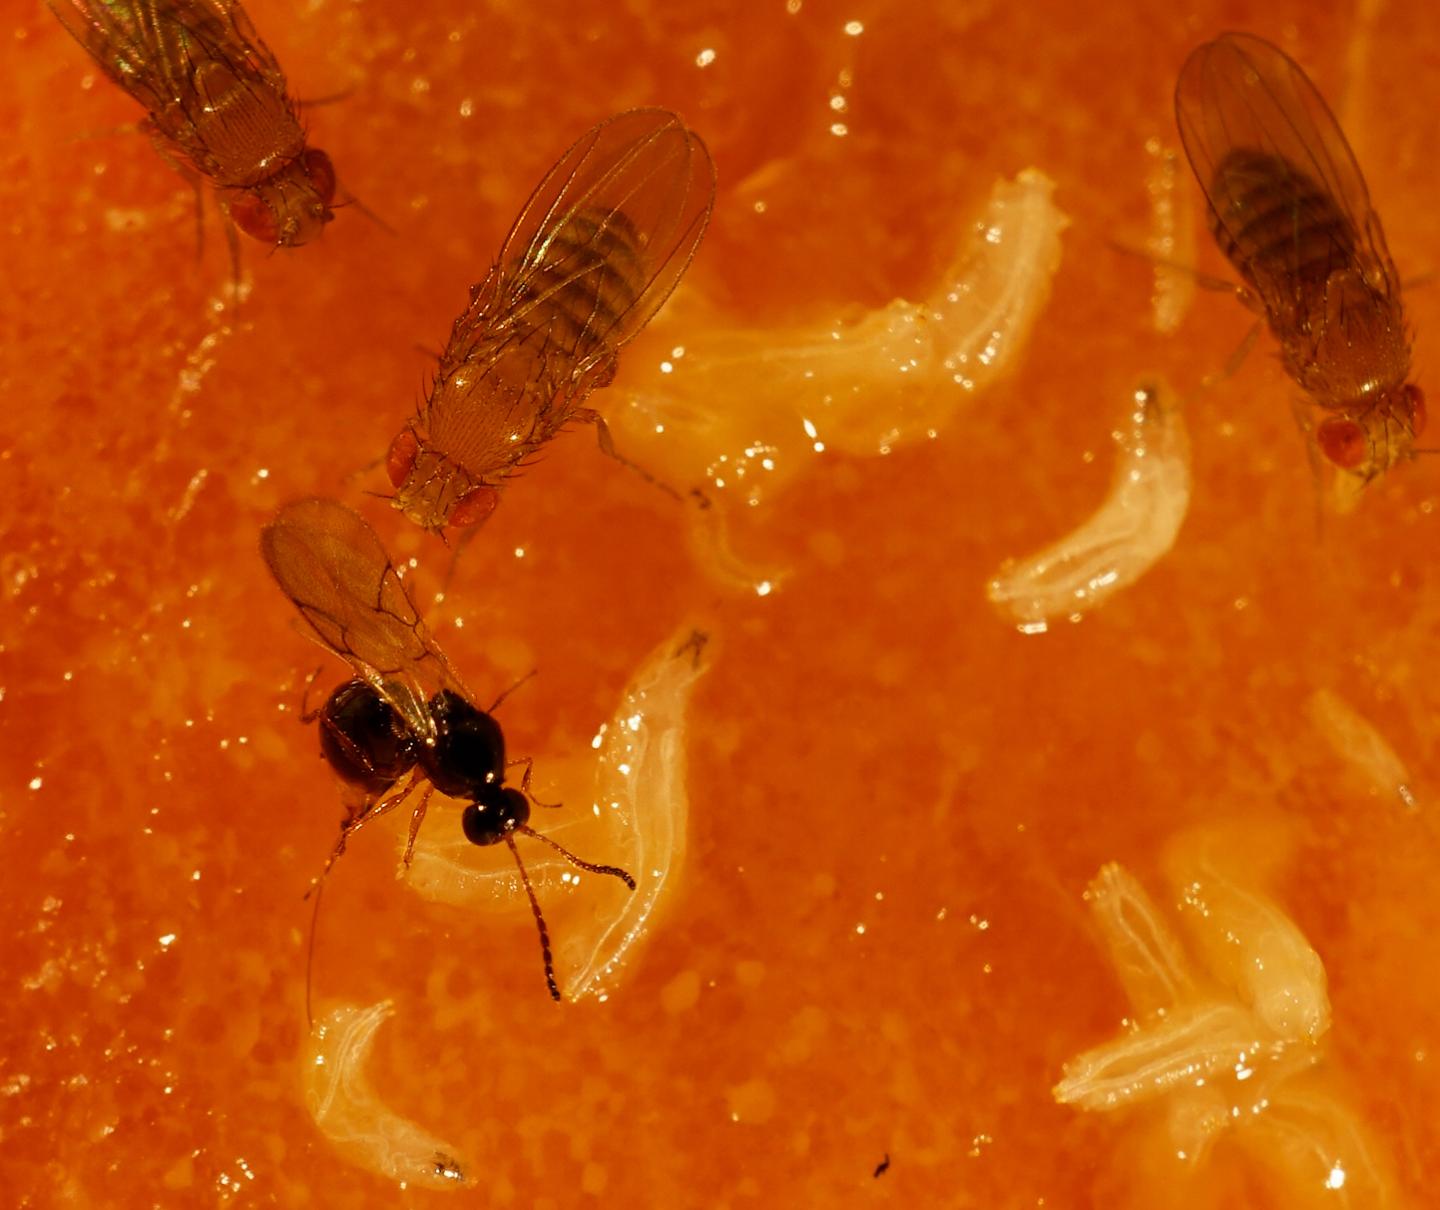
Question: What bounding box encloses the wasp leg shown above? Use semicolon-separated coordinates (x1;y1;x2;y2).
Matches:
305;768;425;900
507;755;561;810
397;783;436;872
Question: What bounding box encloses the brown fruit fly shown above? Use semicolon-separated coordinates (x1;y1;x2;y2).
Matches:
386;108;716;532
1175;32;1423;483
47;0;337;250
259;498;635;1013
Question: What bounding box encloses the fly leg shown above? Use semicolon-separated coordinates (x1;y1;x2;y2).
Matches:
138;117;217;267
578;409;710;510
1105;239;1238;293
1208;319;1263;388
1288;396;1333;538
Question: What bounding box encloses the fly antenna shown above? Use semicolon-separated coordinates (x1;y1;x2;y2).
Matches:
505;833;561;1002
518;824;637;891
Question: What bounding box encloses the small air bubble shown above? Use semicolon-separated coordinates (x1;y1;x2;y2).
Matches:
844;19;864;34
695;48;716;68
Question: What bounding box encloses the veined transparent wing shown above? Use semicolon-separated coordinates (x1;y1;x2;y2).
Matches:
47;0;292;177
1175;32;1399;315
486;108;716;375
260;499;465;741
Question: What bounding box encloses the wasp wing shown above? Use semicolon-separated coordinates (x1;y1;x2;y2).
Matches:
260;499;464;740
47;0;293;178
1175;32;1399;320
486;108;717;376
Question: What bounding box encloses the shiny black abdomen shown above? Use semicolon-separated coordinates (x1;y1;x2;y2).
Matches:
318;679;419;795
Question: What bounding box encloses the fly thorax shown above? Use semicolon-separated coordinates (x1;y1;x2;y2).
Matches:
191;60;306;186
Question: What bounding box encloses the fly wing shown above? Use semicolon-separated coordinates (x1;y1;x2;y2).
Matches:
260;499;464;739
1175;32;1400;318
47;0;292;177
487;108;717;376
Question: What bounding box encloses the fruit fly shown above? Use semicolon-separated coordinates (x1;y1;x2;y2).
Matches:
47;0;337;251
386;108;716;532
1175;31;1423;483
259;498;635;1010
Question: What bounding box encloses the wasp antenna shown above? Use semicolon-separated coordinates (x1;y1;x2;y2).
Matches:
518;824;637;892
359;487;396;502
505;833;561;1001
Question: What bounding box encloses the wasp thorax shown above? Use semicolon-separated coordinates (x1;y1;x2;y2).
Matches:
422;691;507;799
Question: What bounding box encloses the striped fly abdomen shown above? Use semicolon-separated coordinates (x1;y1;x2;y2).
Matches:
1206;149;1357;301
511;207;648;379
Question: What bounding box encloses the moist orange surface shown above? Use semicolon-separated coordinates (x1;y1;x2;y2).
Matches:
3;1;1439;1206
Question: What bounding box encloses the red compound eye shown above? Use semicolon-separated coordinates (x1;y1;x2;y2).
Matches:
386;430;419;489
1316;417;1367;470
229;192;278;244
448;487;499;528
303;149;337;205
1405;383;1426;438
